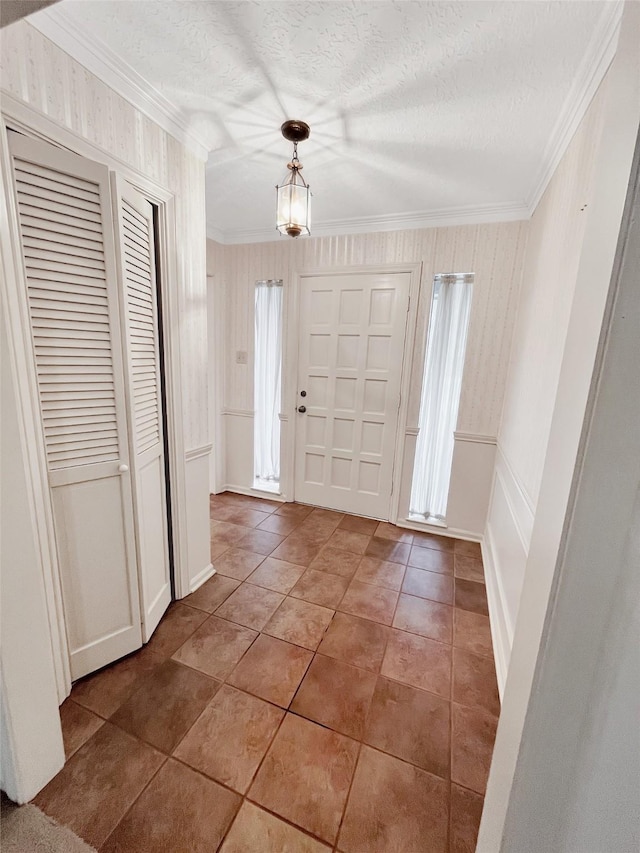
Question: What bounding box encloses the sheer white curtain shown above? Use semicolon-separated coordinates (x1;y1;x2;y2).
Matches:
254;280;283;490
410;273;473;521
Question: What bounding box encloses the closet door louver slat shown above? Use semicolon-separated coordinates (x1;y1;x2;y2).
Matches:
114;178;171;642
8;130;143;680
13;164;119;472
121;199;160;455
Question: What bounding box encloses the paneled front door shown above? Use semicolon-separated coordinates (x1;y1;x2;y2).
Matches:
294;271;411;518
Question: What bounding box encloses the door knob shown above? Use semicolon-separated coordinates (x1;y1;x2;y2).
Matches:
118;464;129;473
297;405;306;413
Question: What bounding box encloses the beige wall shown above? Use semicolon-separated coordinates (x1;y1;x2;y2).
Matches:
483;70;611;684
207;220;527;536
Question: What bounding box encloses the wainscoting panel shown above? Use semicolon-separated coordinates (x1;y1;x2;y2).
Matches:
483;446;534;694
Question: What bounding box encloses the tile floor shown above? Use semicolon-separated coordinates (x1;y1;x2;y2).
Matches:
36;492;499;852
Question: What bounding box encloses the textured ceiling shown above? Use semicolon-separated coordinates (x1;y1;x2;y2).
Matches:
45;1;608;241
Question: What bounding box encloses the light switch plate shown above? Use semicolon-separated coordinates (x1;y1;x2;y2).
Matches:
236;350;248;364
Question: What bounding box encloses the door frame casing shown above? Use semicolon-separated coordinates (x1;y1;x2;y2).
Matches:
282;263;422;519
0;93;190;700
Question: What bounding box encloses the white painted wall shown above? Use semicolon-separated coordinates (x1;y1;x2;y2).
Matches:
479;3;640;847
207;221;526;537
483;67;613;681
1;319;65;802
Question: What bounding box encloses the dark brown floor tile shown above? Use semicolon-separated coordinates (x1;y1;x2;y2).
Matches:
274;502;314;521
338;745;449;853
453;539;482;559
110;659;220;753
454;554;485;583
213;547;265;581
214;583;284;630
453;609;494;658
374;522;414;543
100;758;240;853
221;801;331;852
309;546;362;578
264;597;334;650
411;531;455;552
210;520;253;547
338;515;379;535
270;535;323;567
143;603;209;659
308;507;345;526
402;566;454;604
381;629;451;698
451;703;498;795
291;654;377;739
317;612;390;673
71;646;162;719
184;574;240;613
455;579;489;616
354;555;405;591
256;513;301;535
290;569;349;608
393;593;453;643
249;713;359;845
452;648;500;715
172;616;257;679
174;685;284;794
236;528;285;556
34;722;164;849
228;634;312;707
325;528;370;555
247;556;305;593
60;699;104;760
211;492;279;514
339;580;399;625
450;783;484;853
210;541;230;562
408;545;454;574
364;677;450;778
295;519;340;546
365;537;411;565
210;504;271;528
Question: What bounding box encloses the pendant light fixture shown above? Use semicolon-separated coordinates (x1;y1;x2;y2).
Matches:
276;120;311;238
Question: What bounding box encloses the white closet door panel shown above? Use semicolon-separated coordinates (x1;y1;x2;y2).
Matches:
51;478;140;675
113;176;171;641
8;130;142;679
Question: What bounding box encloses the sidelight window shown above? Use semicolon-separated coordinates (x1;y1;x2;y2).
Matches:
409;273;473;523
254;279;283;492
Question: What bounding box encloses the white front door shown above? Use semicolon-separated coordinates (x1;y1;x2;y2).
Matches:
112;177;171;641
8;131;143;679
294;271;411;518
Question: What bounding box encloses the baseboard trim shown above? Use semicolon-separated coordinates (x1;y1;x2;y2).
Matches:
188;563;216;594
395;518;481;543
218;484;287;503
482;526;513;699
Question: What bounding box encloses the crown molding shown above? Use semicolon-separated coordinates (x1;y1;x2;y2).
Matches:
526;0;623;214
206;223;226;244
208;201;530;245
27;9;211;162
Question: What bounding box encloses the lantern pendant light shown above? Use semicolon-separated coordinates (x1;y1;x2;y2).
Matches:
276;120;311;238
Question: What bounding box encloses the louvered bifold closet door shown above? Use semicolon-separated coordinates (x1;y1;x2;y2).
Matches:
112;177;170;641
8;131;142;679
